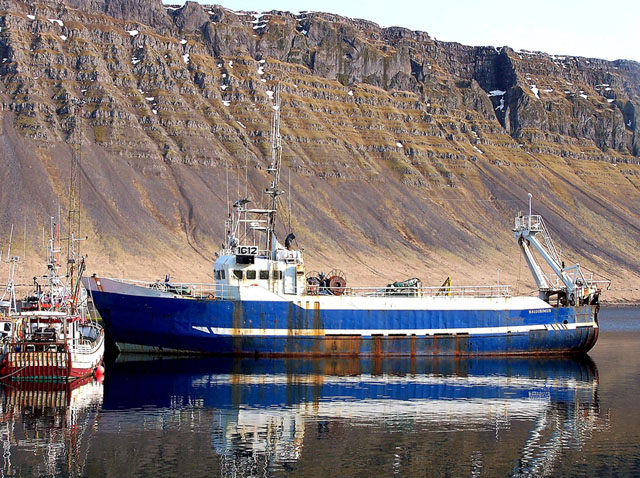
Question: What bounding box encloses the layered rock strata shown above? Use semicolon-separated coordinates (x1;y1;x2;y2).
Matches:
0;0;639;300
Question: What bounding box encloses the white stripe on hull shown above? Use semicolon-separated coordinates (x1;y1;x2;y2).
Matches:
197;321;597;337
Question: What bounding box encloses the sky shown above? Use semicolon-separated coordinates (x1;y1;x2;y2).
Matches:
165;0;640;63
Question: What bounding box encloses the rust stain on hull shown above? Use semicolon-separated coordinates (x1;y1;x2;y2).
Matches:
225;326;599;357
323;336;362;356
231;301;244;354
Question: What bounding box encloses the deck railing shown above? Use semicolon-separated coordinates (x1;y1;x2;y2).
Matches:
106;278;219;299
102;278;511;299
306;284;511;298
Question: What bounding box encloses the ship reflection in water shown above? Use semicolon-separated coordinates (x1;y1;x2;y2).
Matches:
0;356;606;477
102;356;603;477
0;377;104;477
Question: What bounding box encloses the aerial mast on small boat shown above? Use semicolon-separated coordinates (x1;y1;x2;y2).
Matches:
66;102;86;312
0;225;18;315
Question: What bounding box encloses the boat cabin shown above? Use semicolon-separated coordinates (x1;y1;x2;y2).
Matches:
213;245;305;299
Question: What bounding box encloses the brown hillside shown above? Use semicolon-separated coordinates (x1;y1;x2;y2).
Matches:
0;0;639;301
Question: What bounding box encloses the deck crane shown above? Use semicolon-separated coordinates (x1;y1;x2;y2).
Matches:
513;194;608;306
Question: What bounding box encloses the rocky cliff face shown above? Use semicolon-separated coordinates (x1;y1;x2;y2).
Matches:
1;0;639;300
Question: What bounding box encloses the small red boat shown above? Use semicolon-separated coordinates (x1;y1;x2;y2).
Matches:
1;310;104;382
0;220;104;382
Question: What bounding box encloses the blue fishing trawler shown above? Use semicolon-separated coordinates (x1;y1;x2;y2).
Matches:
83;92;608;356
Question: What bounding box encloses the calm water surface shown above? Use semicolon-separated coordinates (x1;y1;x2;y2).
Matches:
1;307;639;477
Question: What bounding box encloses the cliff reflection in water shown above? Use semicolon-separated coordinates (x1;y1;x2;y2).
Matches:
101;355;603;477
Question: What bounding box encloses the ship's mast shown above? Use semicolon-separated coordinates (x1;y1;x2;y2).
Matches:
220;86;287;260
265;85;282;257
66;104;85;312
48;217;64;301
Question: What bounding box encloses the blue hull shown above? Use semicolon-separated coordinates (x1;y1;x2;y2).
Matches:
86;278;599;356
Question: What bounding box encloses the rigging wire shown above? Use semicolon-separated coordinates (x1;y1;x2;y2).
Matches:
288;167;291;233
423;197;526;204
225;161;230;217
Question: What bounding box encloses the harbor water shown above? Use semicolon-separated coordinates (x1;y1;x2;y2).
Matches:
1;306;639;477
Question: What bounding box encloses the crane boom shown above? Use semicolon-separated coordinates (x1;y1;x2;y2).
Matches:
513;195;608;305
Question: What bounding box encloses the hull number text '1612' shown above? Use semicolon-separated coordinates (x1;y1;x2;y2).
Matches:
237;246;258;255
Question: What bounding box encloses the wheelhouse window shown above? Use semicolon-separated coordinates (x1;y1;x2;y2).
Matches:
215;270;227;280
259;270;269;280
233;270;243;280
246;270;256;280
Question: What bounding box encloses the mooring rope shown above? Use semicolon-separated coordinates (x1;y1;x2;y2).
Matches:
0;365;29;380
